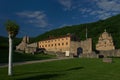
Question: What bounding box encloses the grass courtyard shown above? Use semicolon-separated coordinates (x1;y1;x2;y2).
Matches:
0;58;120;80
0;49;56;64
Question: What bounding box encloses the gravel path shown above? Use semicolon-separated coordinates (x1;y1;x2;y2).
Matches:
0;57;71;68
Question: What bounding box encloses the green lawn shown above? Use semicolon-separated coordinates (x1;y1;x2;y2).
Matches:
0;58;120;80
0;49;56;63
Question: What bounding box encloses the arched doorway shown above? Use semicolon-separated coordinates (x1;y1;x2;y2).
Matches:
77;47;83;57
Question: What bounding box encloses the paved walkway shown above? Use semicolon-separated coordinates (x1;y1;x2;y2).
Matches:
0;57;72;68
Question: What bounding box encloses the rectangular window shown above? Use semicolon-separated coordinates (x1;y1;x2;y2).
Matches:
66;42;68;45
58;43;60;46
48;44;50;47
51;44;53;46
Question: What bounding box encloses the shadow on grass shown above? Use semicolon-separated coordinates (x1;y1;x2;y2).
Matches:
66;67;84;71
15;66;83;80
15;71;42;76
17;73;64;80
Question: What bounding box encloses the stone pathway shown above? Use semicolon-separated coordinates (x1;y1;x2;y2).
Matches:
0;57;72;68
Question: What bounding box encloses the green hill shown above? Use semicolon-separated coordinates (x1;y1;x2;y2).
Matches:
1;14;120;50
0;36;8;49
0;36;22;49
35;14;120;50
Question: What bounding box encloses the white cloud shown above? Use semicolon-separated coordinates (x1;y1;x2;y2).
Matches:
58;0;120;19
79;0;120;19
96;0;120;11
16;11;48;27
94;0;120;19
58;0;73;11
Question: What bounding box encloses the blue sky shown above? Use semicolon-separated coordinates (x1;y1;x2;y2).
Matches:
0;0;120;37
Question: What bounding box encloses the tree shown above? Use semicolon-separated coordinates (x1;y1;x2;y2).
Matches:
5;20;19;76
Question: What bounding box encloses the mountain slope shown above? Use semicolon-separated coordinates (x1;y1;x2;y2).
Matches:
34;14;120;50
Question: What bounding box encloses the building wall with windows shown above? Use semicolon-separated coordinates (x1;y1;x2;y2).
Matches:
38;36;71;52
38;35;92;56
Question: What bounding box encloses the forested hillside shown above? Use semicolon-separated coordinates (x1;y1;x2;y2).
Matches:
0;36;22;49
35;14;120;50
1;14;120;50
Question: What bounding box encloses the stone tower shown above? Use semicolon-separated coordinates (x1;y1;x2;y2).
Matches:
22;35;29;43
96;29;115;51
16;36;29;51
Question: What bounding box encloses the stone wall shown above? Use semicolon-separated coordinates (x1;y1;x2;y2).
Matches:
16;36;29;51
25;47;37;54
27;42;38;48
80;52;98;58
70;38;92;55
80;38;92;54
99;49;120;57
16;36;38;53
80;49;120;58
16;42;27;51
70;41;81;55
25;42;38;53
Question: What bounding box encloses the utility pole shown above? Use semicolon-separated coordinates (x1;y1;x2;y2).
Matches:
86;26;88;40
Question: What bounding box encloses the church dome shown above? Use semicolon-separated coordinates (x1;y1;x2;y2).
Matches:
101;29;109;39
96;29;115;51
